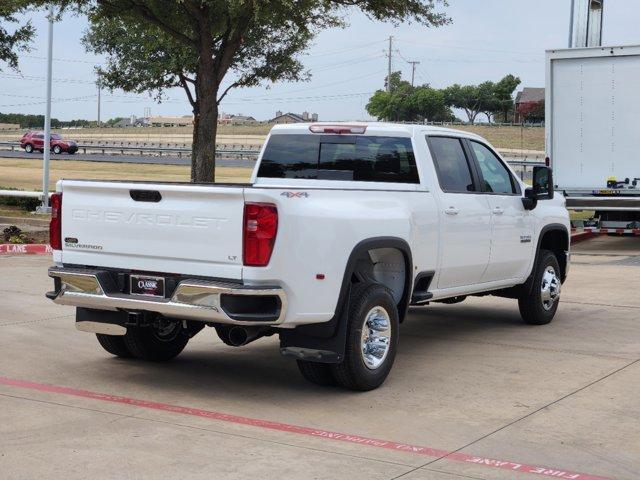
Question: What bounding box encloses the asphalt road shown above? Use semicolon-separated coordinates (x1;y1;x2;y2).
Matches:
0;149;256;168
1;236;639;480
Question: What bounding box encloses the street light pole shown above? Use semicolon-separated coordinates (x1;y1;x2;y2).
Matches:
38;5;54;213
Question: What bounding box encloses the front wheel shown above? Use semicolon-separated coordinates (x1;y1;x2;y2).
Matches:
123;321;189;361
330;283;399;391
518;249;562;325
52;145;62;154
24;144;33;153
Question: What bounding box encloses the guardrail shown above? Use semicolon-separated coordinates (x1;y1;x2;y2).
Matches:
0;141;260;159
0;189;51;199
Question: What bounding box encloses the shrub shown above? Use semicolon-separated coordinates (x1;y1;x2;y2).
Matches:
0;187;42;212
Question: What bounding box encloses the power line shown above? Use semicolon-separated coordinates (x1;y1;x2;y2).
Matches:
304;39;387;58
0;95;97;108
0;73;96;85
394;37;543;56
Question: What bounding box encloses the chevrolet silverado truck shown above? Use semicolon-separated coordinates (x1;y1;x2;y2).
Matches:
46;123;570;391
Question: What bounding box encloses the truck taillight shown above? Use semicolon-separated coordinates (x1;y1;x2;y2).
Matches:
49;192;62;250
243;203;278;267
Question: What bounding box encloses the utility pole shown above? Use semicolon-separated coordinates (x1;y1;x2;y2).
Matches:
38;5;54;213
386;35;393;92
96;76;101;127
408;61;420;87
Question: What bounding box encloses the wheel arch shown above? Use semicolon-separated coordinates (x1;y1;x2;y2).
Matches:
537;224;570;282
342;237;413;322
279;236;413;362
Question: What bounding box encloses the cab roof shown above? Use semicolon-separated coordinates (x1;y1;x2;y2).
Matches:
269;122;485;141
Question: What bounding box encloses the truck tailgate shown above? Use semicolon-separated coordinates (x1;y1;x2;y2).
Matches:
59;180;245;279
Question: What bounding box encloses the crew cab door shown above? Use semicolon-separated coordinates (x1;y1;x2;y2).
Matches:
466;140;533;282
427;136;492;289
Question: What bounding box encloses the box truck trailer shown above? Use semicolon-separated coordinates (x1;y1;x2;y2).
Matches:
546;45;640;234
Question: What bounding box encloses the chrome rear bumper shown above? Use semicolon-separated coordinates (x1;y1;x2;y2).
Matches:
48;267;286;326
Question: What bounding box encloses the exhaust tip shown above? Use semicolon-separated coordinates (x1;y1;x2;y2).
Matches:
228;327;249;346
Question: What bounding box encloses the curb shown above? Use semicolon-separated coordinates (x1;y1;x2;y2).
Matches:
570;230;596;245
0;244;52;255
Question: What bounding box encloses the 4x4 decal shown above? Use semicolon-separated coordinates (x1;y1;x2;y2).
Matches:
280;191;309;198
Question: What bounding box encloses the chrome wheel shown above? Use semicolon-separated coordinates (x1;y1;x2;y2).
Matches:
360;306;391;370
540;266;561;311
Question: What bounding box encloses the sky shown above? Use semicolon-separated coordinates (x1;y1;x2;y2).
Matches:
1;0;640;122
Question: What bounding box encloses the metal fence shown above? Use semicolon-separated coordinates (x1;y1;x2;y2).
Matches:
0;141;260;159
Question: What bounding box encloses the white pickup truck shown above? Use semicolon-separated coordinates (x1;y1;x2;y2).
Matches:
46;123;570;390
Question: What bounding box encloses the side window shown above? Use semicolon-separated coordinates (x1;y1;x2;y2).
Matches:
427;136;476;193
470;141;517;194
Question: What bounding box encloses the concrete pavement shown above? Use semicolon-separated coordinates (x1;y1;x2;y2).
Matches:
0;237;639;480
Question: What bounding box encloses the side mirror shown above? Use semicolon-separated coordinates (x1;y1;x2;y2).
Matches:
533;166;554;200
522;166;554;210
522;187;538;210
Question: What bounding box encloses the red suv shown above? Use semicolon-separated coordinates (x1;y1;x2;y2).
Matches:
20;131;78;155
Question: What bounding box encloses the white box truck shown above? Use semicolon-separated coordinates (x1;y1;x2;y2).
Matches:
546;45;640;234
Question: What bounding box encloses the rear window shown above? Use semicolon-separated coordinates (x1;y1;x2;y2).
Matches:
258;134;419;183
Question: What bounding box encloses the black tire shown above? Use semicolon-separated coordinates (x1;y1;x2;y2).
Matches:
331;282;399;391
123;322;189;361
52;145;62;154
518;249;562;325
297;360;336;386
96;333;133;358
24;144;33;153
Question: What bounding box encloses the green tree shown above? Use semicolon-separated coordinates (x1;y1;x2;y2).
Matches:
442;83;483;124
490;74;521;122
0;1;37;70
409;85;450;121
80;1;449;182
443;75;520;124
367;72;451;122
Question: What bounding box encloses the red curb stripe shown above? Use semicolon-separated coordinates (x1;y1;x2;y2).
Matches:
570;231;595;245
0;244;51;255
0;376;611;480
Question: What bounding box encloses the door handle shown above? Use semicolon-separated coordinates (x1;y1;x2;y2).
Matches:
492;207;504;215
444;207;459;216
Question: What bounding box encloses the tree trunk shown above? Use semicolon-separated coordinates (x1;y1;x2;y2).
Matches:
191;33;218;183
191;92;218;183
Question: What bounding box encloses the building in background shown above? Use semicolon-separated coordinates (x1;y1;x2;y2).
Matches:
147;115;193;127
270;111;319;124
110;115;150;128
514;88;545;123
218;113;258;125
0;123;20;131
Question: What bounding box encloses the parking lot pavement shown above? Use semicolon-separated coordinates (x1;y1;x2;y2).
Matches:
1;238;639;480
